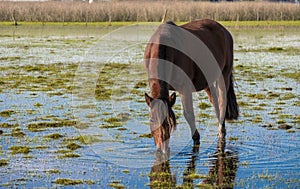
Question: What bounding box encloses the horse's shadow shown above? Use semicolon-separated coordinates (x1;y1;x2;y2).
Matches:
148;138;238;188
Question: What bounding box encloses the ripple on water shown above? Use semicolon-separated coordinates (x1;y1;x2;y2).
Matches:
235;130;300;171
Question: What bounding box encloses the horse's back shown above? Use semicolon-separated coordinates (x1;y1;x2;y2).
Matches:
180;19;233;67
177;19;233;90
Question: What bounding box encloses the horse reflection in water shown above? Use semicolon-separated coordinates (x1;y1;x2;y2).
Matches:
149;158;176;188
148;138;238;188
201;138;238;188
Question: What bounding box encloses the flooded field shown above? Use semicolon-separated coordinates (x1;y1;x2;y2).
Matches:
0;23;299;188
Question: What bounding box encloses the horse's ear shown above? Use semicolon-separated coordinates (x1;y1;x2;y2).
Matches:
169;92;176;107
145;93;153;107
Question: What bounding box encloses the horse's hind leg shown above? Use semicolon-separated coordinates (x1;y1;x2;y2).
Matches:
205;84;220;122
180;93;200;145
217;75;230;140
206;83;226;139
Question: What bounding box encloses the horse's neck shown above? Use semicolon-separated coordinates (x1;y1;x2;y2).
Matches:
149;79;169;99
158;80;169;99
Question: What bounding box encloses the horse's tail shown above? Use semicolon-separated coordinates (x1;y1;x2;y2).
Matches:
225;74;239;120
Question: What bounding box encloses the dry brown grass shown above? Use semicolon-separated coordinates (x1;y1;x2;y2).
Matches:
0;1;299;22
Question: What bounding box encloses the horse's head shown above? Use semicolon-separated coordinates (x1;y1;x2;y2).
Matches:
145;92;176;154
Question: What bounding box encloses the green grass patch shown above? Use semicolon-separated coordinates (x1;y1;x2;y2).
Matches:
281;71;300;82
252;117;263;123
0;122;18;128
0;159;8;167
44;133;63;140
35;146;48;150
195;183;216;188
252;106;265;111
10;146;30;154
52;178;83;185
267;92;280;99
228;136;239;141
84;180;95;185
11;128;25;137
220;20;300;27
45;169;60;174
276;119;286;124
0;110;15;117
27;120;76;132
184;173;207;180
66;142;81;151
122;169;130;174
102;114;129;128
0;63;77;93
60;153;80;158
287;130;295;133
107;180;124;189
247;93;265;99
76;135;103;144
55;149;72;154
291;115;300;124
134;81;147;89
138;133;152;138
198;102;211;110
240;161;249;167
280;93;295;100
95;63;129;100
258;171;275;180
238;101;250;107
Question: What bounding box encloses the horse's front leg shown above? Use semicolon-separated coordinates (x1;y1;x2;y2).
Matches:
180;93;200;145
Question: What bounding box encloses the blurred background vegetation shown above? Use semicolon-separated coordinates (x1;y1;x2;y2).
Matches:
0;1;299;23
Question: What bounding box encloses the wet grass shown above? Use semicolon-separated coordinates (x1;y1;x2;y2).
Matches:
258;171;275;180
134;81;147;89
10;146;30;154
52;178;83;185
11;127;25;137
198;102;211;110
60;153;80;158
228;136;239;141
276;119;286;124
122;169;130;174
45;169;60;174
95;63;130;101
236;46;299;53
102;113;130;129
138;133;152;138
0;159;8;166
76;135;103;144
27;120;76;132
108;180;125;189
0;63;77;93
66;142;81;151
280;93;295;100
184;173;207;179
0;123;19;128
281;72;300;82
44;133;63;140
0;110;16;117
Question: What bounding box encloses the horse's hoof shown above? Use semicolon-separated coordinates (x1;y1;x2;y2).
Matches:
192;130;200;145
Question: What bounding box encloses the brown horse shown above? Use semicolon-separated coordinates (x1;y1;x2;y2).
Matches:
144;19;239;154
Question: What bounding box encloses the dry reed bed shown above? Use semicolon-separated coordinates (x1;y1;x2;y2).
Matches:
0;1;299;22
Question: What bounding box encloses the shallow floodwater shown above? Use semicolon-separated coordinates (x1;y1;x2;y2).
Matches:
0;24;299;188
